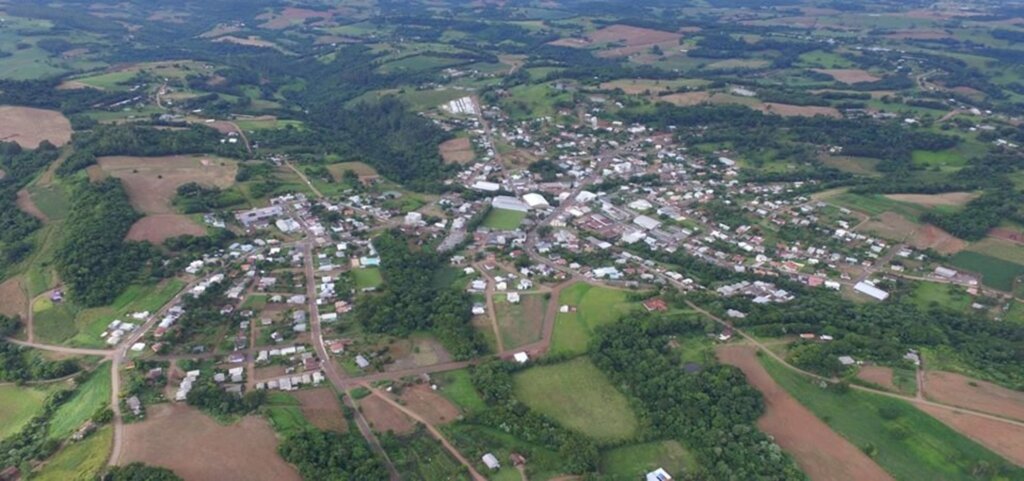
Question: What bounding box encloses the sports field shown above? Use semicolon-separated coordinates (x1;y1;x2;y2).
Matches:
481;208;526;231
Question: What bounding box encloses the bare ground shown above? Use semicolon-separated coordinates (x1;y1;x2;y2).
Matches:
120;403;301;481
0;106;72;149
126;214;206;243
857;366;897;391
291;387;348;432
717;346;894;481
917;404;1024;466
395;384;461;425
857;212;966;254
359;394;416;435
924;371;1024;422
884;192;978;207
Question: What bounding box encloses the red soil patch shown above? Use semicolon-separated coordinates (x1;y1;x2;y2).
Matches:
813;69;881;84
126;214;206;244
0;106;72;149
718;346;894;481
857;366;897;391
360;393;416;435
0;276;28;320
396;384;460;425
120;403;301;481
924;371;1024;422
15;189;47;222
758;103;841;118
439;137;475;164
917;404;1024;466
292;387;348;432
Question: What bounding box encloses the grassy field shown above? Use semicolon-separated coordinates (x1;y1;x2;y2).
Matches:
550;283;638;356
828;192;927;219
513;357;638;442
601;441;698;480
263;392;315;435
33;426;112;481
949;251;1024;291
434;369;487;415
493;293;547;349
762;356;1021;481
909;281;971;312
0;384;59;440
49;364;112;440
353;267;383;290
481;208;527;231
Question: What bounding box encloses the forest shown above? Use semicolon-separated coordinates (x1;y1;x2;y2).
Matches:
278;429;385;481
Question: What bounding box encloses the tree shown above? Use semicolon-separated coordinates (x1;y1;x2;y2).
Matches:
101;463;182;481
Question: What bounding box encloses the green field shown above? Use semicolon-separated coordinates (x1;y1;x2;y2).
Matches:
481;208;527;231
434;369;487;415
353;267;384;289
48;364;112;440
828;192;927;219
33;426;112;481
264;392;315;435
27;183;72;221
500;82;573;120
909;282;971;312
513;357;638;443
762;356;1021;481
601;441;698;480
550;283;638;356
949;251;1024;291
235;118;304;131
0;384;59;440
493;293;547;349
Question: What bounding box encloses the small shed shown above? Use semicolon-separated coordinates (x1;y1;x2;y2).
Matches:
482;453;500;470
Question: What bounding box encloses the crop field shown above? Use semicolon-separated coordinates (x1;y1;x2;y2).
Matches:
761;355;1021;481
33;426;112;481
916;404;1024;466
434;369;487;415
377;55;464;74
0;106;72;149
923;371;1024;422
352;267;383;289
601;441;698;480
0;275;28;320
73;60;211;90
395;383;461;425
884;192;977;208
48;364;112;440
493;293;547;349
950;251;1024;291
821;155;881;176
96;155;238;214
500;83;573;120
126;214;206;243
0;384;59;440
719;346;893;481
514;357;638;442
600;78;709;95
439;137;475;164
965;237;1024;265
291;388;347;432
812;68;881;83
122;403;301;481
481;208;526;231
550;283;638;356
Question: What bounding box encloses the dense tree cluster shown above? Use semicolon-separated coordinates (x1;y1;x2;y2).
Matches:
55;179;159;306
174;182;246;213
278;430;385;481
354;230;484;359
185;378;265;418
590;314;805;481
922;186;1023;241
100;463;183;481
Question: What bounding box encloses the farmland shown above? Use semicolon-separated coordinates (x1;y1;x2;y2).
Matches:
125;214;206;243
0;383;60;440
48;364;112;440
0;106;72;149
33;426;112;481
949;251;1024;291
550;283;639;356
761;356;1021;481
513;357;638;442
96;155;238;214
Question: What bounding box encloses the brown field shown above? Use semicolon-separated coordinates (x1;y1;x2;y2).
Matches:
97;155;237;214
327;161;379;182
917;405;1024;466
439;137;475;164
857;212;966;254
16;189;47;222
661;91;712;106
396;383;461;425
813;69;881;84
126;214;206;243
360;393;416;435
924;371;1024;422
912;223;967;254
292;388;347;432
0;106;72;149
885;29;953;40
121;404;301;481
989;228;1024;245
213;36;279;49
857;366;897;391
884;192;977;207
602;80;676;95
718;346;894;481
0;276;28;320
259;7;335;29
549;24;681;56
758;103;841;118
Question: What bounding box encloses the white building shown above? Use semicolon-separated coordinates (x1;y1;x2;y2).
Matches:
492;196;530;213
522;193;550;209
853;281;889;301
482;453;500;470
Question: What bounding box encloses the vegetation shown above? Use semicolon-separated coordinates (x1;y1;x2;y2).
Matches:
278;429;386;481
100;463;183;481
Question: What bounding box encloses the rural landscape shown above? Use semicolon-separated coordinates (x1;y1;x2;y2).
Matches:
0;0;1024;480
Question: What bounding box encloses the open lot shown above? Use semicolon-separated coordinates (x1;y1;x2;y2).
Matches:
96;155;238;214
434;369;487;415
126;214;206;243
719;346;893;481
761;355;1021;480
0;106;72;148
352;267;383;290
493;293;546;349
291;387;348;432
660;91;712;106
121;403;301;481
758;103;841;118
439;137;475;164
395;383;461;425
360;392;416;435
857;366;898;391
550;282;638;356
923;371;1024;422
514;357;638;442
